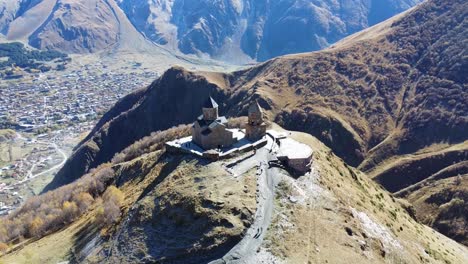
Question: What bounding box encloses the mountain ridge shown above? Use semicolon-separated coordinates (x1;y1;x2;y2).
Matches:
0;0;423;63
1;0;467;262
116;0;424;62
43;0;467;245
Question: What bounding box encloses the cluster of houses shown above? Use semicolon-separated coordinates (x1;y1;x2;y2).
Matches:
0;67;157;132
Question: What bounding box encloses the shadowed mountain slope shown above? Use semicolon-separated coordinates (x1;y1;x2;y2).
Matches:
117;0;422;62
44;0;467;244
1;0;421;63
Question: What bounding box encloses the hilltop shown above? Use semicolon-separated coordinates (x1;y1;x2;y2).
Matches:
40;0;467;244
0;0;466;262
2;125;467;263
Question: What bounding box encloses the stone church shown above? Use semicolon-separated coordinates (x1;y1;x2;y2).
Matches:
192;97;235;150
192;97;267;151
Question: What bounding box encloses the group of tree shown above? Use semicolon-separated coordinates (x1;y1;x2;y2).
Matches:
111;124;192;164
0;42;69;72
0;165;120;249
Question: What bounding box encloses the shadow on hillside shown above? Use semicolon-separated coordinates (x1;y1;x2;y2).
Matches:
140;195;240;264
69;220;102;263
136;153;185;201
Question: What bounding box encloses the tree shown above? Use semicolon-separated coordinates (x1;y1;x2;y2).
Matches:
28;216;44;237
75;192;94;213
103;186;124;206
0;242;8;253
62;201;79;222
96;186;124;225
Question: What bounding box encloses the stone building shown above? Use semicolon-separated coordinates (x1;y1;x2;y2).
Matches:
246;100;267;141
192;97;235;150
277;138;313;173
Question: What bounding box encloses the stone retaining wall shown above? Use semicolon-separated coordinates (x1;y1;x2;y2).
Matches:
165;138;267;161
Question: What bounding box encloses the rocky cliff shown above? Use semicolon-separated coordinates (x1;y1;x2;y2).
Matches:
117;0;423;62
0;0;421;62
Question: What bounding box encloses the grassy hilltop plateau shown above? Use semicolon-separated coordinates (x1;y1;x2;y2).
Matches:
0;0;467;263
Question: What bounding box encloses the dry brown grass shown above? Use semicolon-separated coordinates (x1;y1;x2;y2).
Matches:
0;164;114;245
263;130;468;264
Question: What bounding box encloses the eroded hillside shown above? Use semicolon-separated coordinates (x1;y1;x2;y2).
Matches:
40;0;467;245
1;127;467;263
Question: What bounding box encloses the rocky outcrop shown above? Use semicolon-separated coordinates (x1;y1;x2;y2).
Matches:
1;0;421;60
117;0;422;62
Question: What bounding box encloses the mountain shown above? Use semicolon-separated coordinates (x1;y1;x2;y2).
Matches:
39;0;468;246
0;0;234;75
0;0;422;63
1;0;467;262
117;0;423;62
2;125;468;263
0;0;155;53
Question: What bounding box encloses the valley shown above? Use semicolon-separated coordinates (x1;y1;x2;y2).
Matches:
0;0;466;263
0;129;79;216
1;127;466;263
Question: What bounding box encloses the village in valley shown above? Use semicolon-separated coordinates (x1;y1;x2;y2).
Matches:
0;63;158;132
0;62;159;216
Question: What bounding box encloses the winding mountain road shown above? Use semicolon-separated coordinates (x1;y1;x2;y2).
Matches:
11;134;68;186
18;143;67;185
210;136;283;264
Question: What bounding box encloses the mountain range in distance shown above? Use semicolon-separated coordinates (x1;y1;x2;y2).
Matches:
0;0;422;63
0;0;467;263
44;0;467;252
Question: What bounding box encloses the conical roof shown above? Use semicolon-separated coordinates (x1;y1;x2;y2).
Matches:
248;100;262;114
203;96;218;108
